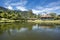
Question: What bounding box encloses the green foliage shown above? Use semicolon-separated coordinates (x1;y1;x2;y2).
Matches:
1;6;60;20
37;14;41;19
49;12;56;17
55;15;60;20
0;7;38;20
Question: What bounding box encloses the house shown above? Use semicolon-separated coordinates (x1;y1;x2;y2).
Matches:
40;14;54;20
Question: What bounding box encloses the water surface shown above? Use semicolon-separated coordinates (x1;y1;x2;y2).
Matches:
0;22;60;40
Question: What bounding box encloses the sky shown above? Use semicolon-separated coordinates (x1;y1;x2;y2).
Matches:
0;0;60;15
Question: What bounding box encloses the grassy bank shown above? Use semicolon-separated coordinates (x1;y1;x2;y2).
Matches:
0;18;60;25
0;20;15;22
0;18;15;22
0;18;26;22
27;20;60;25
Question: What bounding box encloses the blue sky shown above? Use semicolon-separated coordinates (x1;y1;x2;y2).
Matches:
0;0;60;15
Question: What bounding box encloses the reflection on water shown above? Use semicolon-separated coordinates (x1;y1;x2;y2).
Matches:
32;24;60;33
0;22;60;40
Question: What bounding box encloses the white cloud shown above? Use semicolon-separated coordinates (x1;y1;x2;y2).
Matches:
6;6;13;10
16;6;28;11
32;6;60;14
4;0;60;15
35;6;44;10
46;1;60;7
10;0;27;6
32;9;41;14
32;1;60;14
5;0;28;6
4;0;28;10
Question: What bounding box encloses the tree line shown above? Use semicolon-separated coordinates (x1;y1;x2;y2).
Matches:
0;7;60;20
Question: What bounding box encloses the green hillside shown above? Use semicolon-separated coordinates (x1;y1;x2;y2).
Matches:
0;6;37;20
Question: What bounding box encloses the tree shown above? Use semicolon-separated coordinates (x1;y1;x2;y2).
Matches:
28;10;33;18
38;14;41;19
49;13;56;17
55;15;60;20
49;13;57;19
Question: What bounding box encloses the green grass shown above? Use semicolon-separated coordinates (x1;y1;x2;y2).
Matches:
0;18;60;25
0;18;15;22
27;20;60;25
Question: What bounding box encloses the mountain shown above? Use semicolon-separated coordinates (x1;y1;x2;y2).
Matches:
0;6;8;11
0;6;37;20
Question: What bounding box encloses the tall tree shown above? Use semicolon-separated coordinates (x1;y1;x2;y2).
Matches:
28;10;34;18
49;13;56;17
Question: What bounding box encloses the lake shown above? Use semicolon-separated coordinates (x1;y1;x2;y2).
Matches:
0;22;60;40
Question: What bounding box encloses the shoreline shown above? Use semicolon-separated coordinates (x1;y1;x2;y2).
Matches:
27;20;60;25
0;18;60;25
